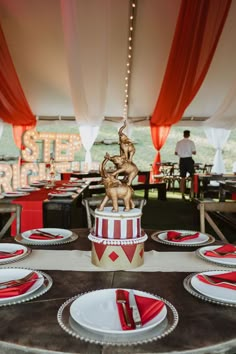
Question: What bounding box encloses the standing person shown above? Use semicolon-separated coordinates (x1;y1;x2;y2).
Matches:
175;130;196;200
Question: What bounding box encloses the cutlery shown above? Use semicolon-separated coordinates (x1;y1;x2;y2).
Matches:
0;251;18;255
129;290;142;328
0;271;35;288
202;274;236;286
211;251;236;256
34;230;60;238
116;289;132;327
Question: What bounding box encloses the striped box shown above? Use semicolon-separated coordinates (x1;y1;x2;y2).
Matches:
94;207;142;239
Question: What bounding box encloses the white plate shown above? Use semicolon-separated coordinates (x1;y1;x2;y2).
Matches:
157;230;209;245
30;181;46;186
191;271;236;304
48;192;74;198
21;228;72;244
17;187;40;192
63;183;84;187
2;192;30;197
0;195;4;199
0;268;44;303
70;289;167;335
197;245;236;266
0;244;28;264
56;187;78;192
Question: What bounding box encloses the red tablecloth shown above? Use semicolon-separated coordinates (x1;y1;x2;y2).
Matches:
11;182;64;236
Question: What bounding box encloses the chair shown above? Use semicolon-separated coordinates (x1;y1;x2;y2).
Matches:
82;197;147;229
0;203;22;239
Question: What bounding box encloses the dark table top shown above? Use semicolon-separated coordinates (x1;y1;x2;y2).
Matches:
0;230;235;354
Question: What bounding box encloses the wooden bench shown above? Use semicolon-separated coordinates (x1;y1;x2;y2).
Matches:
197;200;236;242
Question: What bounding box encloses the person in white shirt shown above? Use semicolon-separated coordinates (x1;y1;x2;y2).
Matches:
175;130;196;200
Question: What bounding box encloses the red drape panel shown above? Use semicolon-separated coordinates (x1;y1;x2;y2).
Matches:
151;0;232;126
0;24;36;126
150;124;171;182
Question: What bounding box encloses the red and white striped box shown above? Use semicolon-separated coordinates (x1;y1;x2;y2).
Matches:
94;207;142;239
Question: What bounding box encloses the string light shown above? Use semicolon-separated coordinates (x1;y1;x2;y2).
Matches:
123;0;137;120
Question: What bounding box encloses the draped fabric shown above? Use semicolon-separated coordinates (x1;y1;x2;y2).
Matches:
150;124;171;182
60;0;109;126
78;125;100;170
0;24;36;126
151;0;232;127
204;127;231;173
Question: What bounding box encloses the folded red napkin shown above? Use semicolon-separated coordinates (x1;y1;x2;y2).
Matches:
0;272;38;298
29;233;63;240
0;249;24;259
115;289;165;330
204;244;236;258
167;230;199;242
197;272;236;291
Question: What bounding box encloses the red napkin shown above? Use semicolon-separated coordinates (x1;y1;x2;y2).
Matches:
204;244;236;258
167;231;199;242
115;290;165;330
0;272;39;298
29;233;63;240
0;250;24;259
197;272;236;291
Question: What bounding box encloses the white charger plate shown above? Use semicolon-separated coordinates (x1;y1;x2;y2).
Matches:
2;192;30;197
63;183;84;187
56;187;78;192
48;192;74;198
70;288;167;335
0;244;30;264
0;268;44;303
196;245;236;266
155;230;209;245
191;270;236;304
21;228;72;244
58;290;179;346
17;186;40;192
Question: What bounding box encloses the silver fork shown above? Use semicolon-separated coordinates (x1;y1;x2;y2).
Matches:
202;274;236;285
34;230;60;238
0;271;35;288
116;290;132;327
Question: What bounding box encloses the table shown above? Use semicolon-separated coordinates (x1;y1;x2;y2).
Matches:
219;181;236;202
0;230;235;354
194;173;236;199
61;171;167;200
0;182;90;235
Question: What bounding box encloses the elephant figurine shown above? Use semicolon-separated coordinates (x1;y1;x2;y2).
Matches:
118;121;136;161
98;157;135;212
104;152;138;186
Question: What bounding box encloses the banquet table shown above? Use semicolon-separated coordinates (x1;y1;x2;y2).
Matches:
0;181;89;235
0;229;235;354
194;173;236;200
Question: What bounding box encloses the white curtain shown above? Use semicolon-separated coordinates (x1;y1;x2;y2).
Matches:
78;125;100;170
0;119;4;140
60;0;109;126
204;127;231;174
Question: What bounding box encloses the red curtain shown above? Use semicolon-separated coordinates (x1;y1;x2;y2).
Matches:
150;124;171;175
0;24;36;126
151;0;232;126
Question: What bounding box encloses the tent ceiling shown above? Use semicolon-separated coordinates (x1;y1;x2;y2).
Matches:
0;0;236;129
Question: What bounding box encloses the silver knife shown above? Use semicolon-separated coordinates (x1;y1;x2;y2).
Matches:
129;290;142;328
